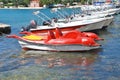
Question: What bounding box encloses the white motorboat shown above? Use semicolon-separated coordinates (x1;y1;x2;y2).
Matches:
21;8;113;34
29;17;106;33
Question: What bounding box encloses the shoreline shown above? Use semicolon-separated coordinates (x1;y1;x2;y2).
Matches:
0;7;45;10
0;5;82;10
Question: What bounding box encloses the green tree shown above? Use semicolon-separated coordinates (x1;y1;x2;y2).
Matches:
54;0;61;4
40;0;54;6
19;0;29;7
81;0;87;4
23;0;29;4
12;0;29;7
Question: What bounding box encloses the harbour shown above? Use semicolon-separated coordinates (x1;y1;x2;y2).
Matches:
0;7;120;80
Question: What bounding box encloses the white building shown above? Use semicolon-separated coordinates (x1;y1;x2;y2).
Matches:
30;0;40;7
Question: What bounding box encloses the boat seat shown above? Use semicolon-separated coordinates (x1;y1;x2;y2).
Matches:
47;30;56;40
55;27;63;38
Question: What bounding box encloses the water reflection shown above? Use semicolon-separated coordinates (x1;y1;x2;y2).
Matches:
19;49;102;68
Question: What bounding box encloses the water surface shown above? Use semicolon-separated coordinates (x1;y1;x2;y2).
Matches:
0;9;120;80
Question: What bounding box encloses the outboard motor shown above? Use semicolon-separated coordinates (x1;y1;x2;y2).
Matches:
29;20;37;29
21;20;37;32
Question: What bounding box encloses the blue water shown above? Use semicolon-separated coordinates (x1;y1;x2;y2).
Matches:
0;8;120;80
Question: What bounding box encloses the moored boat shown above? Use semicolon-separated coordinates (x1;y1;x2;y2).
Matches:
21;9;112;34
25;17;106;34
7;28;102;52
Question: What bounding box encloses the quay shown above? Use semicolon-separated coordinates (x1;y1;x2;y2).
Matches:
0;23;11;34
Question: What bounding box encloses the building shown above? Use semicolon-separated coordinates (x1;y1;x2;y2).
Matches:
106;0;112;3
30;0;40;7
0;2;3;8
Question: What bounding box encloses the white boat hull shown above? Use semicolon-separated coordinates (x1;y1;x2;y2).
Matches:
19;40;100;52
103;16;114;28
79;18;105;31
30;17;107;33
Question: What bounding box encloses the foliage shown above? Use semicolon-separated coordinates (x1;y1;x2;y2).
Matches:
40;0;62;6
40;0;52;5
0;0;91;7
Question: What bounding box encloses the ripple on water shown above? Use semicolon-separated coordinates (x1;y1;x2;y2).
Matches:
0;9;120;80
